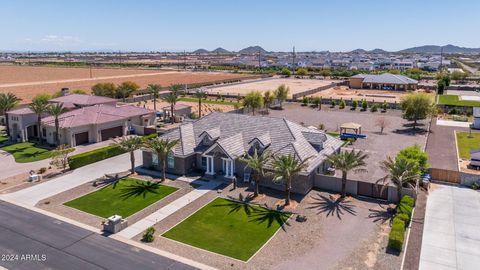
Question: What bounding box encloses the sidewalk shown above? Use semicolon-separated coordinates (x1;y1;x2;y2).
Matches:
0;151;141;206
118;177;222;239
436;119;471;128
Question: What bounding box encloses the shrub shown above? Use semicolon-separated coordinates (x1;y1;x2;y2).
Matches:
142;133;159;140
37;167;47;174
351;100;358;110
382;101;388;112
388;217;406;251
472;181;480;190
397;202;413;217
361;100;368;111
448;108;458;115
142;227;155;242
339;99;346;109
371;104;379;112
396;213;410;228
399;195;415;208
68;145;125;169
302;96;309;106
331;99;336;108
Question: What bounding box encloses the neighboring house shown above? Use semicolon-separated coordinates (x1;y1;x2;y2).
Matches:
349;73;418;90
473;107;480;129
7;94;155;146
162;104;192;122
470;150;480;168
142;112;343;194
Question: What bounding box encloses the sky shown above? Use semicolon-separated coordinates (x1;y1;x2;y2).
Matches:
1;0;479;52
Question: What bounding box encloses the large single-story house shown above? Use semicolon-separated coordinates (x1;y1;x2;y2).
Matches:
7;94;155;146
349;73;418;90
142;112;344;194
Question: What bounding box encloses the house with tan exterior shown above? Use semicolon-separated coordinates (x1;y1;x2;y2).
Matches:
142;112;344;194
7;94;155;146
349;73;418;90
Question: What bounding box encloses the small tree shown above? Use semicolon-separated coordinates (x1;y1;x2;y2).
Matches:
313;96;321;109
296;68;308;77
400;93;434;130
377;157;418;201
243;91;264;115
272;154;310;205
113;136;144;174
163;93;178;123
144;138;179;181
326;149;368;198
361;99;368;111
281;68;291;77
371;103;379;112
47;103;67;145
29;94;50;144
382;101;388;112
330;99;336;108
240;150;272;197
142;227;155;242
437;80;446;95
147;84;162;112
193;90;208;118
302;96;309;106
50;144;74;172
0;92;21;137
396;145;429;175
91;83;117;97
339;99;346;109
263;90;275;113
352;100;358;110
274;84;289;109
375;117;389;134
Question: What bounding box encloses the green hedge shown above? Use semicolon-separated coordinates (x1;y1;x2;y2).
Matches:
68;145;126;169
388;217;406;251
399;195;414;208
396;213;410;228
142;133;159;140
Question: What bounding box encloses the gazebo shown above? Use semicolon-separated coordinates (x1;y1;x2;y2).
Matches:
340;122;362;134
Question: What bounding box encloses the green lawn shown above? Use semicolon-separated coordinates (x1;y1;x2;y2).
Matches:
64;178;178;218
178;97;240;106
456;132;480;159
438;95;480;107
327;132;340;137
0;133;7;144
0;142;53;163
162;197;291;261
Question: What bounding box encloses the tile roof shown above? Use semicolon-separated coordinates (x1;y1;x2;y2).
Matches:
8;107;34;115
159;112;343;174
49;94;116;107
42;104;153;129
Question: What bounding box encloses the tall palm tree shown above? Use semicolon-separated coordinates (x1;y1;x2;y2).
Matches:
144;138;178;181
272;154;310;205
147;84;162;112
240;149;272;197
0;93;20;137
243;91;264;116
116;84;132;102
47;103;66;145
376;157;419;201
28;96;49;144
169;84;183;95
326;149;368;199
193;91;208;118
274;84;289;110
163;93;178;123
113;136;144;174
263;90;274;114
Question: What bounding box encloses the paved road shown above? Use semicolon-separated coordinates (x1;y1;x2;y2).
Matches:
419;184;480;270
0;200;197;270
1;151;141;206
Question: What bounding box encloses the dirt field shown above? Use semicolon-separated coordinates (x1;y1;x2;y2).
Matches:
0;65;252;103
310;86;432;103
141;99;237;116
207;78;338;97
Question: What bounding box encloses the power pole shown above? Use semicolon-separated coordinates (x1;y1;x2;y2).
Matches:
292;46;296;75
184;50;187;70
439;46;443;71
258;49;261;69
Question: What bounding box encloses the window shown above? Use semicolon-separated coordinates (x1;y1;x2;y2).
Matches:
167;153;175;168
152;153;158;165
201;156;207;167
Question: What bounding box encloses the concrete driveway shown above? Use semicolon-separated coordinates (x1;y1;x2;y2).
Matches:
420;184;480;270
0;151;141;206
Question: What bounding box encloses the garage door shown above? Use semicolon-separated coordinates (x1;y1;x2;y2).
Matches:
101;126;123;141
74;132;89;146
357;182;388;200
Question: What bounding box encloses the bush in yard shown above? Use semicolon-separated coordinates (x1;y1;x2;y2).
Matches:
396;213;410;228
142;133;159;140
388;217;406;251
397;202;413;217
339;99;346;109
302;96;309;106
361;99;368;111
382;101;388;112
331;99;336;108
351;100;358;110
399;195;415;208
68;145;125;169
142;227;155;242
370;103;379;112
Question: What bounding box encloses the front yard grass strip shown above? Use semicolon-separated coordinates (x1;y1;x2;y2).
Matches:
162;197;291;261
456;132;480;159
438;95;480;107
0;142;53;163
64;178;178;218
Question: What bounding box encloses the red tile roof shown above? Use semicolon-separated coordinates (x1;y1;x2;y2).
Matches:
49;94;117;106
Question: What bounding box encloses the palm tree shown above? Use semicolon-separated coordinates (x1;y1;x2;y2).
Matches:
243;91;264;116
263;90;274;114
274;84;289;110
272;154;310;205
144;138;178;181
193;91;208;118
0;93;20;137
29;96;49;144
376;157;419;201
240;149;271;197
47;103;66;145
326;149;368;199
116;84;132;102
169;84;183;95
163;93;178;123
113;136;144;174
147;84;162;112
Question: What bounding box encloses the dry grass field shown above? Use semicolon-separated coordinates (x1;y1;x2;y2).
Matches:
207;78;338;97
142;100;236;116
0;65;253;103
